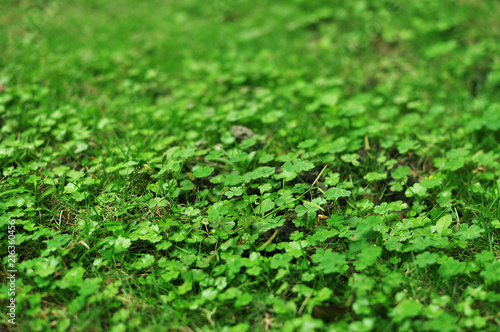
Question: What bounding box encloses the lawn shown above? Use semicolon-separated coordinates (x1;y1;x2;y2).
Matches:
1;0;500;331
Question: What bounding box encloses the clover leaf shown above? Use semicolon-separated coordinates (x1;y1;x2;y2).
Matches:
193;166;214;178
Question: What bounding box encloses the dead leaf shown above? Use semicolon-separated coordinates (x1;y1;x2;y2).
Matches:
231;125;255;141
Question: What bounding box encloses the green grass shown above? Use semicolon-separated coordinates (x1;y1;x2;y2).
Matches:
1;0;500;331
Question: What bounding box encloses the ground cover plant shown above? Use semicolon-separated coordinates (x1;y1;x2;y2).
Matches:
1;0;500;331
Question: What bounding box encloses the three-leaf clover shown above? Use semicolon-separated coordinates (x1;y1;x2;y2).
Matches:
324;187;351;200
193;166;214;178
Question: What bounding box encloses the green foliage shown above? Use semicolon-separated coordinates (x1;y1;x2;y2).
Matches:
1;0;500;331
